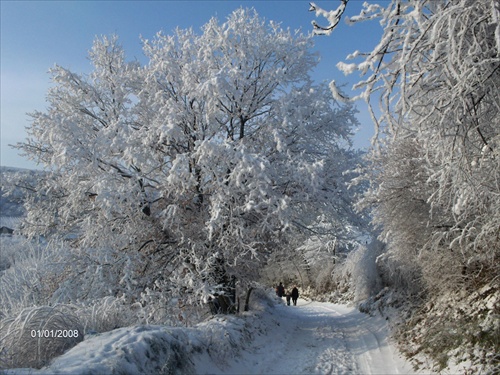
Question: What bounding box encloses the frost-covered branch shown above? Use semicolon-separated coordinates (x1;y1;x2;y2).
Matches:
309;0;349;35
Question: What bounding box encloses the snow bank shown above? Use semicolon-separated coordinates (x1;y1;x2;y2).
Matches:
34;325;198;374
3;290;273;374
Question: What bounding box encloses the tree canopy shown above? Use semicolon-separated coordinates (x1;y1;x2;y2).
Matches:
18;8;359;307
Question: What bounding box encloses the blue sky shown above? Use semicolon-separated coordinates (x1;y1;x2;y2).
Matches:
1;1;384;169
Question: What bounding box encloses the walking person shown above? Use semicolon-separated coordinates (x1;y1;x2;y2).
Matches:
291;286;299;306
275;282;285;299
285;291;291;306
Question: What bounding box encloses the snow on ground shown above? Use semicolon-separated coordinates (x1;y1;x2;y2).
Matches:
0;217;22;229
5;297;414;375
197;299;413;375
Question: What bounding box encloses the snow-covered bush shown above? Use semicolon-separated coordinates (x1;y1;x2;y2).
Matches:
197;315;251;366
75;296;139;334
138;279;211;327
0;305;83;369
0;237;150;331
347;242;383;304
0;237;135;318
39;325;199;375
321;241;383;305
0;236;19;273
0;238;68;317
0;234;210;337
313;263;336;296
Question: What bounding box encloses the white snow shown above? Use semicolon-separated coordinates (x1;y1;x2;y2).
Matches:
200;299;412;375
6;297;413;374
336;62;358;76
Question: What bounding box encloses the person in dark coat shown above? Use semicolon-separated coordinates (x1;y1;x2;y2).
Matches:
275;282;285;298
291;286;299;306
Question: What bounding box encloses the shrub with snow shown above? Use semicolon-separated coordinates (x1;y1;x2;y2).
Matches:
0;238;67;317
396;282;500;373
0;305;83;369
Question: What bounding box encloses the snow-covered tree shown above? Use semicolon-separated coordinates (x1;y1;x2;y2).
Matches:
334;0;500;292
18;8;358;310
314;0;500;371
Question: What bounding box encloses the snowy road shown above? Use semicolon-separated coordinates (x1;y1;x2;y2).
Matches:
9;298;414;374
198;299;412;375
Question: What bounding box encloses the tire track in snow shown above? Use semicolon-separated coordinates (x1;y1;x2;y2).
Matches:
313;302;411;375
295;303;357;375
201;299;411;375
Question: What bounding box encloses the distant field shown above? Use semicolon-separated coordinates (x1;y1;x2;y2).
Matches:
0;165;33;221
0;216;22;230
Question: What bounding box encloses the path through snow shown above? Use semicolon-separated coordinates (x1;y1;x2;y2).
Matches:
7;297;414;374
195;299;413;374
